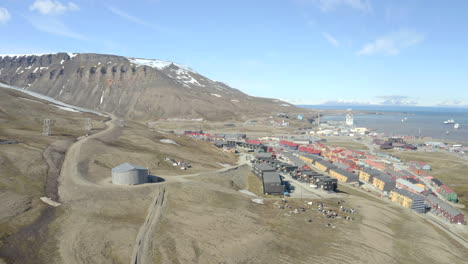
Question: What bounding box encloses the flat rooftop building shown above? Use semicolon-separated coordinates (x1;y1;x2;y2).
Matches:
262;172;284;195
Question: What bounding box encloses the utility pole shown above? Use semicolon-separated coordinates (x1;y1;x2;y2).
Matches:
84;118;92;136
317;112;320;128
42;119;55;136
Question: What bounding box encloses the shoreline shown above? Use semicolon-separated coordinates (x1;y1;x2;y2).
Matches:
309;111;468;146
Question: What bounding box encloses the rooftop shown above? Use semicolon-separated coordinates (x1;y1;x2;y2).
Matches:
393;188;424;201
112;163;147;173
253;163;276;171
263;172;282;183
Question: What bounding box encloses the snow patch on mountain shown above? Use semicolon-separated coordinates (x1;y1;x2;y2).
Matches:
0;82;105;116
0;53;77;59
168;68;203;87
127;57;196;73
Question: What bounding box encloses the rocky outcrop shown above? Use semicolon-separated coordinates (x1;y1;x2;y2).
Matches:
0;53;295;121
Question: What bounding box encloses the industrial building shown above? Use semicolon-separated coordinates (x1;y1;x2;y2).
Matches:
329;167;359;183
111;163;148;185
262;172;285;195
372;174;396;193
390;189;425;213
426;195;465;224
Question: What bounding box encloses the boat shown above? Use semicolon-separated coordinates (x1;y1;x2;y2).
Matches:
454;123;460;129
444;119;455;124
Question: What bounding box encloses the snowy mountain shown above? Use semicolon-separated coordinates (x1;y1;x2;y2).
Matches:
0;53;295;121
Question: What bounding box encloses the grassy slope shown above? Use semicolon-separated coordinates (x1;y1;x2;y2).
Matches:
0;88;106;263
322;136;370;151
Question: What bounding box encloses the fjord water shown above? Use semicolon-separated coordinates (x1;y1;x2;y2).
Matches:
300;105;468;143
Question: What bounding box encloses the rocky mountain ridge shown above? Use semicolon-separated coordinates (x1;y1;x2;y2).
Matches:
0;53;296;121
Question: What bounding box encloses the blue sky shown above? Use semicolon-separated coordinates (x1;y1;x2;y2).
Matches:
0;0;467;107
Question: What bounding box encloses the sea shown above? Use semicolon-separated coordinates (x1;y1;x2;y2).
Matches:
299;105;468;143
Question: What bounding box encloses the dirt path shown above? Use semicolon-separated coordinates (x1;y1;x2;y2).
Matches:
130;187;166;264
58;115;116;193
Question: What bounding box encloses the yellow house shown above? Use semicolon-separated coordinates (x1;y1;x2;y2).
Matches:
358;170;372;183
329;168;358;183
372;174;395;192
389;189;425;213
299;155;315;165
359;168;380;183
415;183;426;191
390;191;413;208
315;162;328;172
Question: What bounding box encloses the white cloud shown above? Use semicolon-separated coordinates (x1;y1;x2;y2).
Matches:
375;95;417;105
0;7;11;24
30;0;79;15
323;32;340;47
108;6;166;32
356;30;424;56
436;99;468;107
29;17;84;40
297;0;372;13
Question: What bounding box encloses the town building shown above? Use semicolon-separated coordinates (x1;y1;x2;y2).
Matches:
358;168;380;183
314;159;336;173
438;185;458;202
329;167;359;183
252;163;276;179
372;174;396;193
426;195;465;224
390;189;426;213
396;178;425;194
262;171;285;195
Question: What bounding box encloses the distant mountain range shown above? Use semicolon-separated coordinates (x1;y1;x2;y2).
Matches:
298;104;468;112
0;53;296;121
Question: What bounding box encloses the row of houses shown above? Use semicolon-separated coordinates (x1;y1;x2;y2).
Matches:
274;137;465;224
279;152;338;191
279;140;299;150
298;153;359;183
214;140;268;152
426;176;458;202
426;195;465;224
290;169;338;191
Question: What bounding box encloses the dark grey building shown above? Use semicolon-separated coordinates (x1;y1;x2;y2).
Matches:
252;163;276;179
262;172;284;195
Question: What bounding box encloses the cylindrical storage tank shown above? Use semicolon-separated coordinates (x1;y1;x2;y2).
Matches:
112;163;148;185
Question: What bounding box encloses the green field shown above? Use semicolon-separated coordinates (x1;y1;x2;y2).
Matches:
322;136;370;151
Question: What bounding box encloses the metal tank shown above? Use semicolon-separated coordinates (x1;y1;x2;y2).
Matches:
112;163;148;185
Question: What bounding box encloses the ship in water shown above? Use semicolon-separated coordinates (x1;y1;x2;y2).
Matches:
444;119;455;124
454;123;460;129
